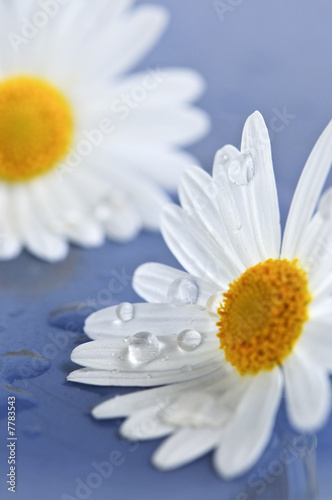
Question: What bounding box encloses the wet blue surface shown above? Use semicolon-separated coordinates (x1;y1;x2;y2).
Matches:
1;0;332;499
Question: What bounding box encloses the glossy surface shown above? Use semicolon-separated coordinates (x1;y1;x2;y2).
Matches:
1;1;332;499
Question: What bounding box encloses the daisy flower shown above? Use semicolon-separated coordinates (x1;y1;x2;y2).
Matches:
0;0;209;261
68;111;332;478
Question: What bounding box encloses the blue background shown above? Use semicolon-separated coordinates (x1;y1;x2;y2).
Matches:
1;1;332;499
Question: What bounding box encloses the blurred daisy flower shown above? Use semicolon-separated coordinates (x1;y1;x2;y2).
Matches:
68;112;332;478
0;0;209;261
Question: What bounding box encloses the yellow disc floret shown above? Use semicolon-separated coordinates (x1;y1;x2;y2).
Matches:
0;76;73;182
217;259;311;375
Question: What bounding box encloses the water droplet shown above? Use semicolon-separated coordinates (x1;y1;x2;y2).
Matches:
116;303;134;322
221;153;229;163
235;221;243;231
161;356;169;362
177;330;202;351
128;332;159;363
117;355;124;361
181;365;192;373
168;278;199;306
111;369;119;374
228;153;255;186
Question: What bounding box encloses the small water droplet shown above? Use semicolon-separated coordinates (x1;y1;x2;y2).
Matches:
235;221;243;231
128;332;159;363
111;369;119;374
116;303;134;322
161;356;169;362
177;330;202;351
228;153;255;186
168;278;199;306
221;153;229;163
117;355;124;361
181;365;192;373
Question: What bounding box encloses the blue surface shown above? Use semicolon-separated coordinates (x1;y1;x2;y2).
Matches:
1;1;332;499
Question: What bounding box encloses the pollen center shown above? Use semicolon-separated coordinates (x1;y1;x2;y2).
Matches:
0;76;74;182
217;259;311;375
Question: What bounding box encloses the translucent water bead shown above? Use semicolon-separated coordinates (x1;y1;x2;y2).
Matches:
116;302;134;322
128;332;159;363
177;329;202;351
168;278;199;306
228;152;255;186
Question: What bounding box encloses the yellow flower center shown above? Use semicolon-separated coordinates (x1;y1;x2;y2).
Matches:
0;76;74;182
217;259;311;375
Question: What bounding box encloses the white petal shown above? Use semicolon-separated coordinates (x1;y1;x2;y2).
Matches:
91;6;169;78
284;346;331;431
111;68;205;106
309;296;332;319
161;204;243;287
67;363;220;387
240;111;281;259
13;186;68;262
119;406;174;440
109;146;200;190
112;106;210;147
94;151;170;230
213;368;283;479
92;384;183;418
298;320;332;371
282;119;332;259
91;370;227;418
152;427;223;470
212;146;263;266
0;186;21;260
314;273;332;300
70;333;220;373
179;166;246;263
132;263;220;306
101;200;143;243
34;174;104;247
84;303;218;339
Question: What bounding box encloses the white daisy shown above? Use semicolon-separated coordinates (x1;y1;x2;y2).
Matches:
0;0;209;261
68;111;332;479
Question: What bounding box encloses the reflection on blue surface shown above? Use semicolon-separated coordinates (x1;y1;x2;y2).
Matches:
1;0;332;499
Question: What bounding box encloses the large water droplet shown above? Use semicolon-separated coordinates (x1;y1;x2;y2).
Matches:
168;278;199;306
116;302;134;322
177;329;202;351
228;153;254;186
128;332;159;363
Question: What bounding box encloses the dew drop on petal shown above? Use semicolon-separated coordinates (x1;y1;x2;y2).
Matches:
181;365;193;373
116;302;134;322
177;329;202;351
228;152;255;186
168;278;199;306
128;332;159;363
